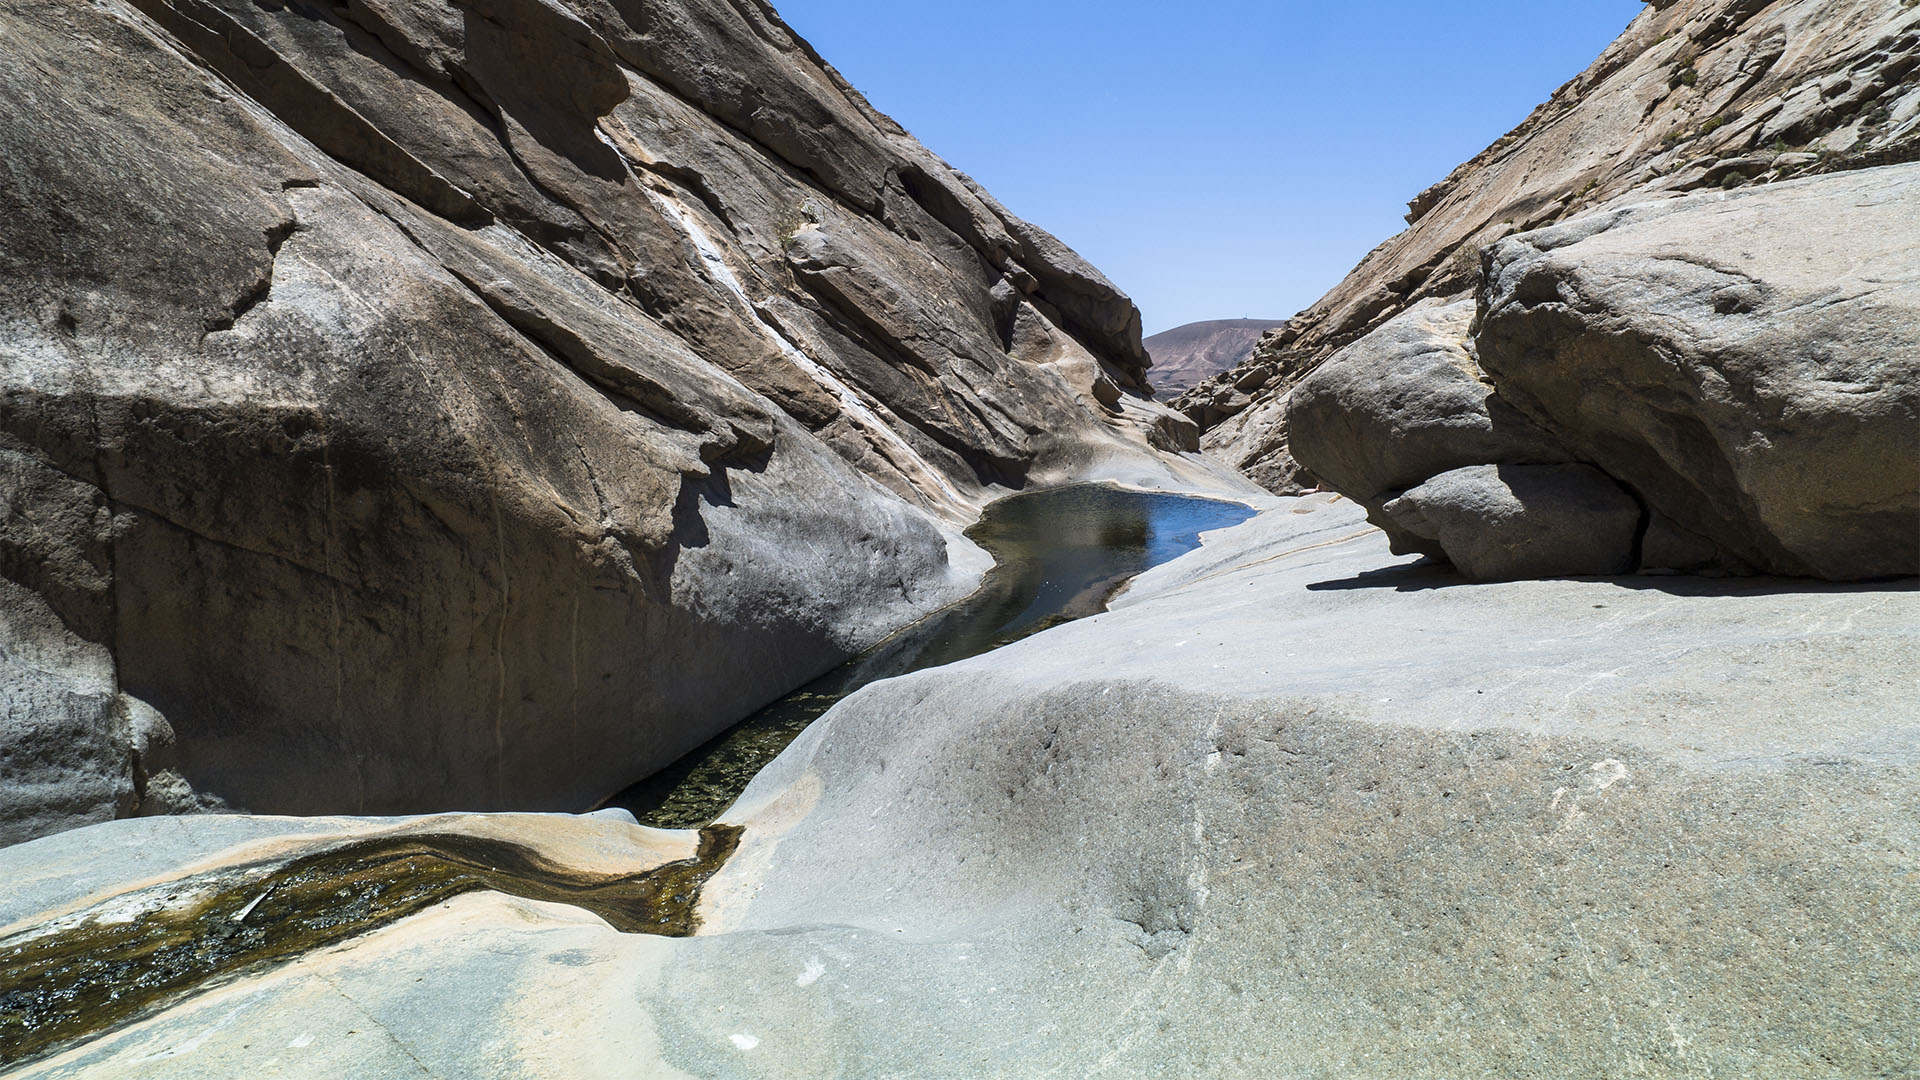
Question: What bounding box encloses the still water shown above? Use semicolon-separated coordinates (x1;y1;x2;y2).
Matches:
603;485;1257;827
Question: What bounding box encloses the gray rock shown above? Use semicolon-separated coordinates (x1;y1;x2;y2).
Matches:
11;497;1915;1077
1284;297;1570;503
0;0;1226;843
1183;0;1920;491
1477;164;1920;580
1382;464;1642;580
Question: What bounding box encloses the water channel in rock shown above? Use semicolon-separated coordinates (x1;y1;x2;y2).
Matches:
0;486;1255;1068
602;484;1257;828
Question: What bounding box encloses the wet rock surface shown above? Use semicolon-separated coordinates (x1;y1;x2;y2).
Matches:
0;0;1233;842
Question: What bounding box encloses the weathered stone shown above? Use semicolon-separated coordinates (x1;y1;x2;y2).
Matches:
0;0;1233;843
1381;464;1642;580
1185;0;1920;489
1477;164;1920;580
10;498;1914;1077
1285;298;1570;505
0;580;203;847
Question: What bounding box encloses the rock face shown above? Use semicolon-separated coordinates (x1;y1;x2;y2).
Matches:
1286;165;1919;582
1475;167;1920;580
1142;319;1287;399
1282;298;1572;507
1180;0;1920;492
0;0;1223;844
8;497;1916;1077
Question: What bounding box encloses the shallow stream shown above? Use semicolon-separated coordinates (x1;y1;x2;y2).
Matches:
603;484;1256;827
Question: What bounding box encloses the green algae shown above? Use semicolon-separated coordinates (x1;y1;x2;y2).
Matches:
0;824;739;1067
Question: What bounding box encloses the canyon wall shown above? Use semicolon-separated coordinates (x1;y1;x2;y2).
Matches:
0;0;1214;843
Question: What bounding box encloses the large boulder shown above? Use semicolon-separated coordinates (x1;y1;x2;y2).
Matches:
1184;0;1920;489
1477;164;1920;580
1286;299;1571;508
0;0;1233;843
6;497;1915;1077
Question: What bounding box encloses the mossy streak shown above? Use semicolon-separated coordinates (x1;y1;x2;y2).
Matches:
0;824;740;1067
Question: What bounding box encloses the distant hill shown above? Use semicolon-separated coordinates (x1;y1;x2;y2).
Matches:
1145;320;1287;399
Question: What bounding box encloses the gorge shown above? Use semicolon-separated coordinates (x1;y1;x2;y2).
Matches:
1;0;1916;1076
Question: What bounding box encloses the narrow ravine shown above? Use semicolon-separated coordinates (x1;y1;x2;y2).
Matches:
602;484;1257;827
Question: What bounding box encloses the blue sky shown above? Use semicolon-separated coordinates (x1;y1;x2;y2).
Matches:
773;0;1646;335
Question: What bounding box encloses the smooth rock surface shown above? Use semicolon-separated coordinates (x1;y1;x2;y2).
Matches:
1283;297;1571;511
0;0;1242;842
10;497;1915;1077
1184;0;1920;488
1381;464;1642;580
1477;163;1920;580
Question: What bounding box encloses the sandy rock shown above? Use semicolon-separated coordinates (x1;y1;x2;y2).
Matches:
1382;464;1642;580
1477;164;1920;579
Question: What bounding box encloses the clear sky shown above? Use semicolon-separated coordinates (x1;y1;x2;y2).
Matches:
772;0;1646;335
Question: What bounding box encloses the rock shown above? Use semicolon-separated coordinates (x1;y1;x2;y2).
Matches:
10;497;1915;1077
0;580;208;847
0;0;1234;843
1182;0;1920;489
1477;164;1920;580
1381;464;1642;580
1284;298;1571;506
1141;319;1288;399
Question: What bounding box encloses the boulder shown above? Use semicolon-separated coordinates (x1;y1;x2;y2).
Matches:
1477;164;1920;580
1183;0;1920;491
1285;298;1571;503
1381;464;1642;580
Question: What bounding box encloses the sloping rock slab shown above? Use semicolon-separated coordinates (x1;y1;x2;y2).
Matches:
10;497;1914;1077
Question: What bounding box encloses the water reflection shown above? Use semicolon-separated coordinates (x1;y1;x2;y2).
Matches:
601;485;1255;827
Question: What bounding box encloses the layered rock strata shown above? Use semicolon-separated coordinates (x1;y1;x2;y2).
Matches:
7;496;1915;1077
1181;0;1920;495
0;0;1224;844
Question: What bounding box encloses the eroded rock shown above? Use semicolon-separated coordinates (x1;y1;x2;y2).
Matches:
1284;298;1570;502
1183;0;1920;488
0;0;1233;842
1477;164;1920;580
1381;464;1642;580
